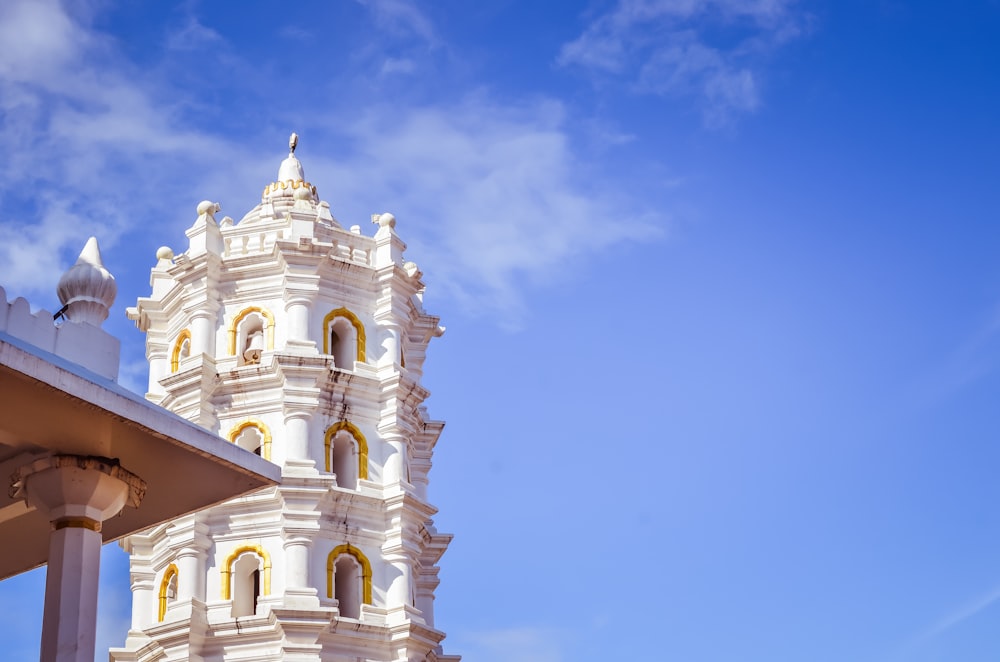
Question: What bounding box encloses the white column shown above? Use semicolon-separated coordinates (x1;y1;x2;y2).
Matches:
42;521;103;662
416;590;435;628
382;432;407;487
176;548;202;601
285;538;309;588
191;311;215;356
12;456;145;662
282;535;319;607
284;412;309;462
147;345;168;396
386;554;413;608
379;322;401;368
129;571;156;631
284;296;312;348
282;410;316;475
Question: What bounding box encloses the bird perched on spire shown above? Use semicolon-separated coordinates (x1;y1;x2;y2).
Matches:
289;132;298;155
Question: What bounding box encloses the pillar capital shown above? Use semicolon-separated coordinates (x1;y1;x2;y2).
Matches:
11;454;145;523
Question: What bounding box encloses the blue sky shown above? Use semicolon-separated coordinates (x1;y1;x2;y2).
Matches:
1;1;999;660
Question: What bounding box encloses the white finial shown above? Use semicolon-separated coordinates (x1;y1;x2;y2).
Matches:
278;143;305;182
289;132;298;155
196;200;221;222
56;237;117;327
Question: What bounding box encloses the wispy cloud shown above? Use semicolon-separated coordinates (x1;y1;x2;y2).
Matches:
905;301;1000;409
323;97;661;323
895;581;1000;659
166;16;225;52
0;0;263;300
0;0;662;327
558;0;806;125
381;56;416;75
356;0;437;45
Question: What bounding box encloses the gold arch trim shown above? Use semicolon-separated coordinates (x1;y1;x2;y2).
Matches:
227;306;276;356
322;307;366;363
157;563;179;622
170;329;192;373
227;419;273;461
221;543;271;600
323;421;369;479
326;544;373;605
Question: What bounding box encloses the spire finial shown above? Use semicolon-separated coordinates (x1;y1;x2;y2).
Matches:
289;132;298;155
56;237;117;327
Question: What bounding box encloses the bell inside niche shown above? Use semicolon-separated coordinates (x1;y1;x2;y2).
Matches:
243;329;264;364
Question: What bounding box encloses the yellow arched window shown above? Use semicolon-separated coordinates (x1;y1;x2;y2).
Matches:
228;306;275;359
157;563;179;622
227;420;272;461
322;308;366;367
326;544;372;617
324;421;369;481
221;544;271;618
170;329;192;372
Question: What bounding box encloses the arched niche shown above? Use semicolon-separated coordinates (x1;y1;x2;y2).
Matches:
324;421;369;487
322;308;366;369
227;420;272;461
326;544;372;619
170;329;191;372
157;563;179;622
228;307;275;365
221;544;271;618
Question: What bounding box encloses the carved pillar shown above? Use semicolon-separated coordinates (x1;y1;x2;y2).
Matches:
191;310;216;357
130;570;156;631
12;456;145;662
382;431;408;487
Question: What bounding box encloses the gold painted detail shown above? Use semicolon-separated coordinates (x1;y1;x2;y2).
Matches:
53;516;101;532
324;421;369;479
227;419;273;461
322;307;366;363
170;329;192;373
262;180;317;197
157;563;178;622
326;544;373;604
227;306;276;356
221;544;271;600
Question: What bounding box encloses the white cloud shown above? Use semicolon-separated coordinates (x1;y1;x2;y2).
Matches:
381;57;416;75
558;0;804;125
166;17;225;52
0;1;662;328
321;97;661;323
356;0;437;45
0;0;89;82
0;0;243;298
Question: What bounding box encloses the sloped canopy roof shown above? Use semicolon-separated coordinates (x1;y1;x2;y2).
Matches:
0;332;280;579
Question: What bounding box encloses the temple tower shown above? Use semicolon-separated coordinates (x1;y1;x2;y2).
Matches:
112;136;458;662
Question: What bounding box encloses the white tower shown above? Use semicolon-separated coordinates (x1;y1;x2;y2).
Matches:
112;137;459;662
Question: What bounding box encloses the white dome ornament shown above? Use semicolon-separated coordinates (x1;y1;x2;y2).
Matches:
263;132;318;203
155;246;174;267
56;237;117;327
